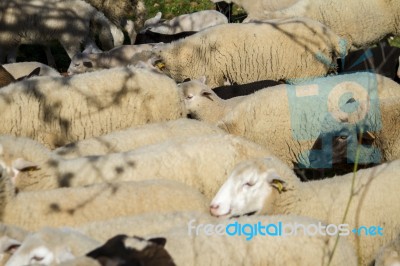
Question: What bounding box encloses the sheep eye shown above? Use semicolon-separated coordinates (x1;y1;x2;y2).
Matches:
244;182;255;187
339;135;347;140
32;256;44;262
186;95;193;100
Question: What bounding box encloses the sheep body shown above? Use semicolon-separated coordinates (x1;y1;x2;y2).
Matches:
76;211;216;242
154;17;349;87
210;157;400;265
53;119;225;159
0;174;209;231
142;10;228;34
67;44;156;74
0;66;185;148
251;0;400;48
2;62;61;79
11;134;273;199
147;215;357;266
5;227;101;266
217;72;400;168
0;0;117;62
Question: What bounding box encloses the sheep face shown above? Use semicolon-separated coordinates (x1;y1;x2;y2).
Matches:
5;242;73;266
179;77;218;120
67;53;96;75
210;158;287;218
4;228;84;266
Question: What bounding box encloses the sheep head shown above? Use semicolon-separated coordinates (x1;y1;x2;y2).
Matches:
210;157;293;218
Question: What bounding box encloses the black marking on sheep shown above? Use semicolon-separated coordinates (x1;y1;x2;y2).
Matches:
86;234;176;266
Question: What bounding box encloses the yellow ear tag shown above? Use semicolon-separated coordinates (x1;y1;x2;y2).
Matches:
273;180;284;193
156;62;165;70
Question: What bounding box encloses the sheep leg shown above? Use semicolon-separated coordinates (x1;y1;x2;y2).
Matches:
6;47;18;63
43;46;57;68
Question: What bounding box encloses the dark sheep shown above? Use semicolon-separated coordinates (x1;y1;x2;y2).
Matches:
212;79;284;99
86;234;176;266
134;30;197;44
337;43;400;83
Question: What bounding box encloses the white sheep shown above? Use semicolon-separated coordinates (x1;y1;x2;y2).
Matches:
141;10;228;34
0;0;120;63
375;234;400;266
247;0;400;49
4;227;101;266
146;214;356;266
0;66;186;148
180;77;246;123
2;62;61;79
210;157;400;265
0;160;209;231
53;118;225;159
217;72;400;168
7;134;273;199
67;44;156;75
151;17;349;87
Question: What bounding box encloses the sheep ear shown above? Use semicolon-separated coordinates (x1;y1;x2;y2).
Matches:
154;12;162;22
201;90;214;101
82;46;97;55
12;158;39;172
0;237;21;254
265;170;287;193
148;237;166;247
197;76;207;84
153;58;165;70
57;246;75;263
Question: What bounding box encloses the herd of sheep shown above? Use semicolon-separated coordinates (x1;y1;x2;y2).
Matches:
0;0;400;265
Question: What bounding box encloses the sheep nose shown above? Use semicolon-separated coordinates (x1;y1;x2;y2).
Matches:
209;204;219;216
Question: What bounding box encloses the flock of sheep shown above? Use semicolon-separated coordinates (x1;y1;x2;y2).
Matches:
0;0;400;265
